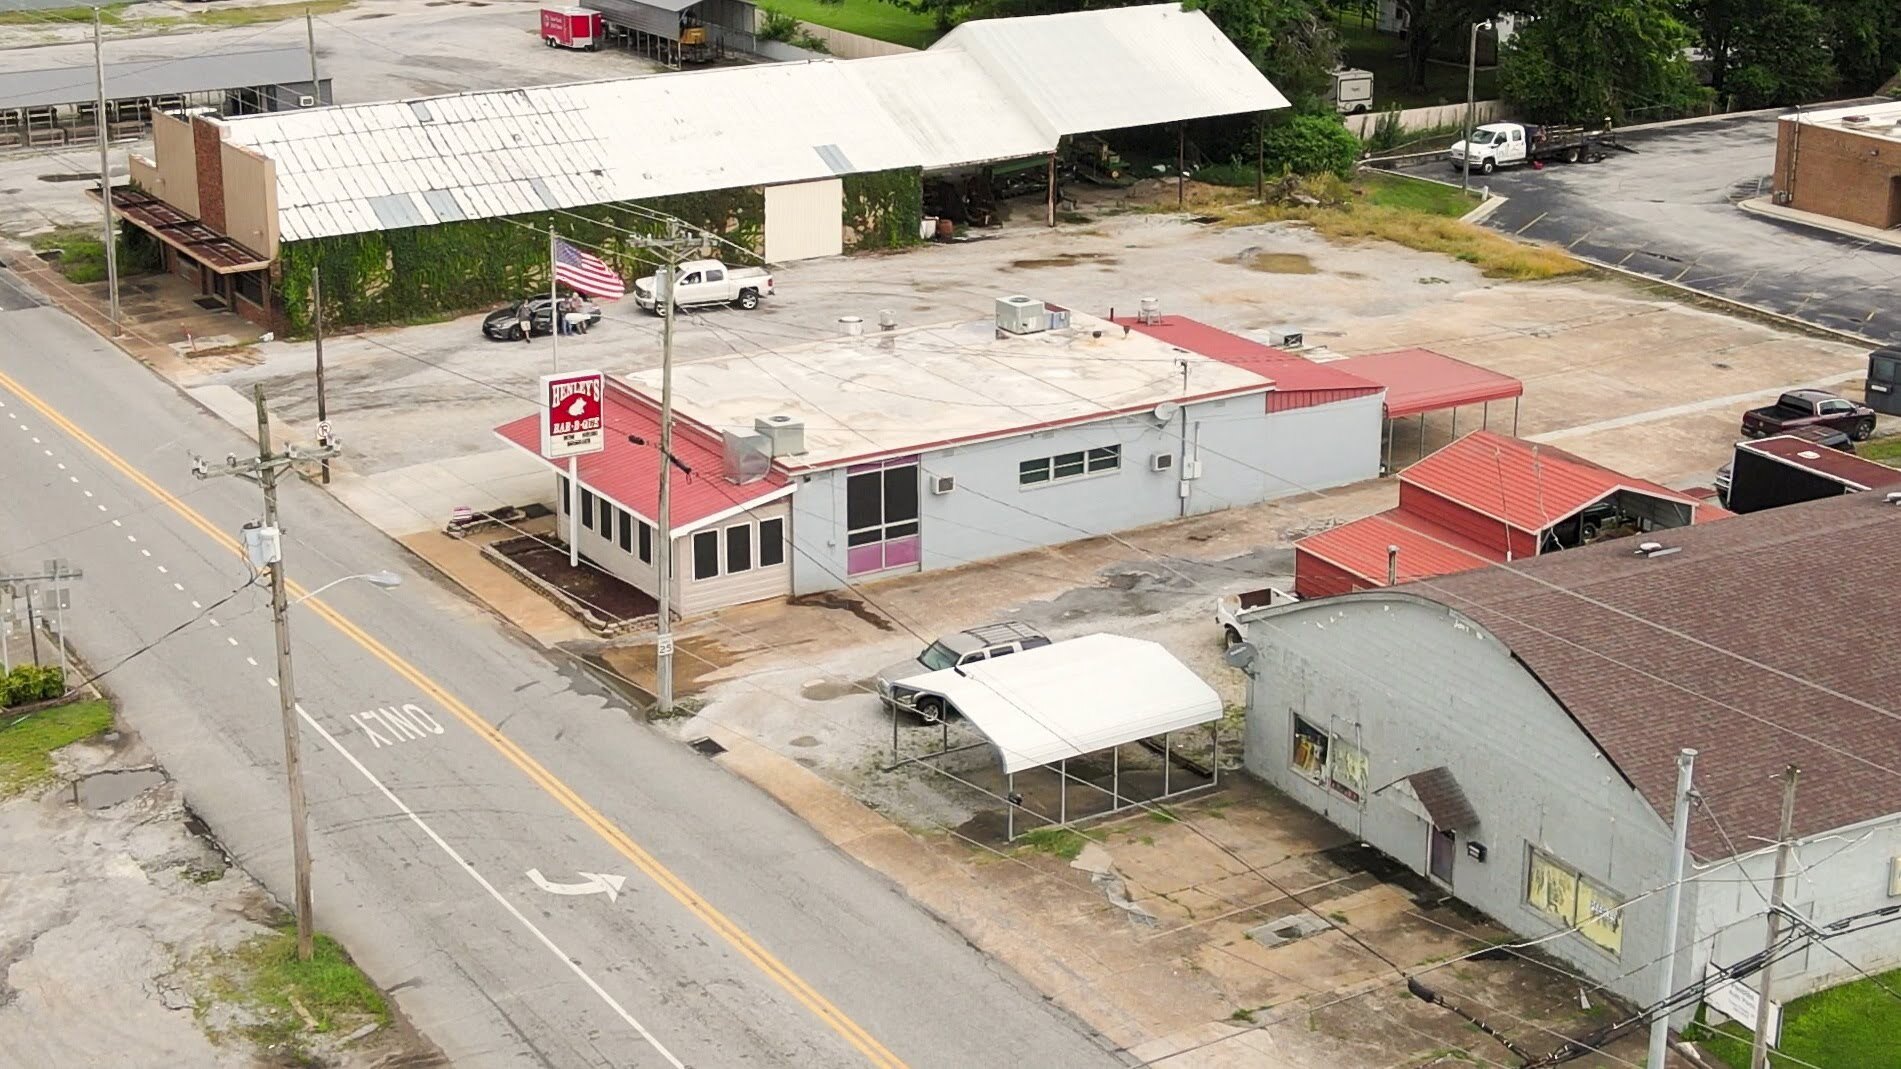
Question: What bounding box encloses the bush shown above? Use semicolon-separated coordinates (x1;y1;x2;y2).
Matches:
757;7;799;42
2;665;66;708
1260;115;1361;180
1367;105;1405;153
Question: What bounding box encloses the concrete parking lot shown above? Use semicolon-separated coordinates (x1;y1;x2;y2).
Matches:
1439;106;1901;344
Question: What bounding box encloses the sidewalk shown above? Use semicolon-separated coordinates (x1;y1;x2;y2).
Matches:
1739;196;1901;251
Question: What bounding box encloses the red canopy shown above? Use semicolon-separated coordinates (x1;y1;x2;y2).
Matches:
1330;348;1523;419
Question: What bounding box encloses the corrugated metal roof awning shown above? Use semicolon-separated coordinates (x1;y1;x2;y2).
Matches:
101;187;270;273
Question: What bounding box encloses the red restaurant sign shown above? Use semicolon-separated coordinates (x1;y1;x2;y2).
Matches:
539;371;605;459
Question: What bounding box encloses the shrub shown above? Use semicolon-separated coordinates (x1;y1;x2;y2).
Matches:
1260;115;1361;180
1367;105;1405;153
757;7;798;42
3;665;66;707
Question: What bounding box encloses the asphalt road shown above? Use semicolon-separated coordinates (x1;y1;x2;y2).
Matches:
1443;108;1901;345
0;274;1121;1068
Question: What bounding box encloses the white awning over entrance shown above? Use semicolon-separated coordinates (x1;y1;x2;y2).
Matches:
899;633;1222;774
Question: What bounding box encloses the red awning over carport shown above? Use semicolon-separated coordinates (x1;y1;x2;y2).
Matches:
1329;348;1523;419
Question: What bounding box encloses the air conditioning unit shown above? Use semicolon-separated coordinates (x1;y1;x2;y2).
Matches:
753;413;807;457
995;295;1048;335
722;431;772;485
1150;453;1175;473
930;474;957;495
298;94;316;108
1269;326;1305;349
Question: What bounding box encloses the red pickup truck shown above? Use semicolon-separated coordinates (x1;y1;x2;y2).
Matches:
1740;389;1877;441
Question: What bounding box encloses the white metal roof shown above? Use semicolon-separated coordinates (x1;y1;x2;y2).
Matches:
933;4;1289;135
897;634;1223;775
0;47;316;111
213;4;1285;243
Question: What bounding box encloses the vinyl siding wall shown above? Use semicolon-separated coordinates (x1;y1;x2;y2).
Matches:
555;478;791;616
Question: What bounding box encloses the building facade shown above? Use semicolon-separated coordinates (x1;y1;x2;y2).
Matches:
1773;101;1901;230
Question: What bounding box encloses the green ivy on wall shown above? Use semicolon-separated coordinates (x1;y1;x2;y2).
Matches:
841;168;924;253
275;188;766;335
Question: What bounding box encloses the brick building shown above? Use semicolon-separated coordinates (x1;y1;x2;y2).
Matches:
1772;100;1901;230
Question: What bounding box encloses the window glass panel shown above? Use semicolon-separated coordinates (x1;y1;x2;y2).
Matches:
1019;459;1051;485
1087;445;1121;472
759;518;785;566
846;471;882;531
639;522;653;564
581;489;594;528
618;510;632;553
1575;876;1626;955
725;524;752;573
1291;716;1328;781
706;269;724;282
883;465;919;523
598;504;613;540
1328;737;1367;804
558;476;570;509
692;531;719;580
847;528;883;547
883;520;919;540
1052;451;1087;479
988;646;1015;658
1527;850;1578;929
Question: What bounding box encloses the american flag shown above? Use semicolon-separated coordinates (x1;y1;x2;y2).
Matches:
553;239;624;300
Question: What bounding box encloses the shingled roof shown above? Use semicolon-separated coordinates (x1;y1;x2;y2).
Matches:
1413;491;1901;858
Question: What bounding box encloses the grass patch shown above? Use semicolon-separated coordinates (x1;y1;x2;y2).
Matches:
194;928;388;1051
1017;827;1093;861
1359;171;1477;218
0;4;124;24
1689;969;1901;1068
32;228;112;284
187;0;350;27
1857;435;1901;466
0;699;113;797
1333;20;1497;109
758;0;937;49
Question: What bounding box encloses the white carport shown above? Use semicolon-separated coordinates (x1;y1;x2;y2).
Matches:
889;634;1224;839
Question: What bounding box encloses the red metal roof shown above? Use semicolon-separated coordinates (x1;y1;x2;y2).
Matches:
1401;430;1720;534
494;381;789;532
1739;436;1901;491
1295;507;1506;593
1329;348;1522;418
1110;315;1384;412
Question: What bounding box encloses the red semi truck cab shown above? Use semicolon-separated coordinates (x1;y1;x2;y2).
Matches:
541;6;601;50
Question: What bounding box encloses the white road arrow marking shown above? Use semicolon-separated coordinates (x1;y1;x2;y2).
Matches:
526;868;628;902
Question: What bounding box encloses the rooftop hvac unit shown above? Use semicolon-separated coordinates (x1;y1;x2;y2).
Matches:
995;295;1048;335
722;431;772;485
753;414;807;457
1269;326;1305;349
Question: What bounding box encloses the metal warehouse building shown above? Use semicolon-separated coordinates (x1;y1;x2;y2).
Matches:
119;3;1286;331
1236;490;1901;1026
494;305;1386;615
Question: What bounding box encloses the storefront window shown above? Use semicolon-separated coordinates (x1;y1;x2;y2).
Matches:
1329;738;1368;803
1291;716;1328;781
1527;848;1624;956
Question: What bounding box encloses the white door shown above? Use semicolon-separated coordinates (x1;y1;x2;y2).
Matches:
1502;128;1527;165
764;179;844;262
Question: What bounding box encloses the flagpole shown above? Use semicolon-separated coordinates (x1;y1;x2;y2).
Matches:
549;225;560;374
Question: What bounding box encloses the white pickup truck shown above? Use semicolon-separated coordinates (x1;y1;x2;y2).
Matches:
1448;122;1611;174
633;259;774;314
1216;585;1297;647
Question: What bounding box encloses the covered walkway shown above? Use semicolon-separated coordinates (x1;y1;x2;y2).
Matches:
1330;348;1523;472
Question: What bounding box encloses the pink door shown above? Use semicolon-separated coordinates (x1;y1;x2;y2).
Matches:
845;458;920;576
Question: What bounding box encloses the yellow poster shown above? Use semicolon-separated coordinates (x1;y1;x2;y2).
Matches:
1528;852;1577;927
1575;876;1626;955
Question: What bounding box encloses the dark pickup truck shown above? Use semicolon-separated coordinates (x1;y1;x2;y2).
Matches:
1741;389;1877;441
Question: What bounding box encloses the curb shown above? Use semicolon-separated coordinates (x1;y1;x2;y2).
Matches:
1581;258;1882;349
1736;197;1901;252
1460;194;1507;226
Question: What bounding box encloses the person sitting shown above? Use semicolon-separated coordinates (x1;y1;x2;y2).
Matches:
563;294;591;336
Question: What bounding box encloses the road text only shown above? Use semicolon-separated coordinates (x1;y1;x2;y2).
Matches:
352;703;446;747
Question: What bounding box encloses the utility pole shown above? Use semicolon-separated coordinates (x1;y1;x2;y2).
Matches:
304;8;320;107
1647;747;1697;1069
1750;765;1800;1069
313;265;329;485
192;385;339;962
1460;19;1481;195
92;7;120;337
549;225;560;374
654;223;683;714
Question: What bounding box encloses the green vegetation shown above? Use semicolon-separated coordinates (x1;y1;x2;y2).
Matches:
842;167;924;251
194;929;388;1052
1334;20;1496;108
1690;968;1901;1068
757;0;938;49
1499;0;1708;123
1359;170;1476;216
1017;827;1093;861
3;664;66;707
30;225;159;284
1261;114;1362;180
0;4;125;25
1859;435;1901;466
185;0;352;28
0;699;111;797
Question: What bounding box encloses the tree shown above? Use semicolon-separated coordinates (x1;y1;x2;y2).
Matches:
1391;0;1497;93
1682;0;1833;108
1499;0;1705;123
1814;0;1901;96
1259;114;1362;177
1184;0;1341;111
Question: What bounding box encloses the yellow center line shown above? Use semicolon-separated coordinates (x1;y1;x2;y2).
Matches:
0;368;907;1069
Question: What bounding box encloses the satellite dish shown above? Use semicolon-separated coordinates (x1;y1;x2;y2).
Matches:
1153;400;1181;423
1223;641;1257;670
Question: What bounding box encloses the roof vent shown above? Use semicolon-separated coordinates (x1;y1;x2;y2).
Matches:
1137;296;1161;324
995;295;1047;335
1887;491;1901;505
753;414;806;457
1796;449;1822;460
1635;541;1681;559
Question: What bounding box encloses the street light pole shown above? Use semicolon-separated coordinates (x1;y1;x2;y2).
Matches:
193;385;339;962
1647;747;1697;1069
91;6;121;337
1461;20;1481;195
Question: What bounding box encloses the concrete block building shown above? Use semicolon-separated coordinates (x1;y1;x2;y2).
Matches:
1773;100;1901;230
496;305;1387;615
1238;491;1901;1020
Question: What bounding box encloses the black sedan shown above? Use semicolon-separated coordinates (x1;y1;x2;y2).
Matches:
481;296;602;341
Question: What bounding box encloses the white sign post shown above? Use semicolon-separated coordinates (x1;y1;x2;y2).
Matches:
539;372;606;567
1703;964;1782;1047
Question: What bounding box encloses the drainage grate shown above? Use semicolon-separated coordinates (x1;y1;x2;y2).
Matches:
192;296;225;310
688;737;726;757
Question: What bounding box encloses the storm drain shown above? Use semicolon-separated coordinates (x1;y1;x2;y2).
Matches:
1245;912;1332;948
688;737;726;757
